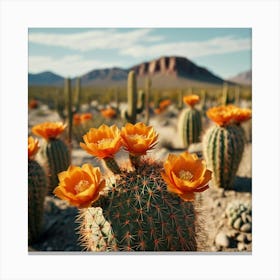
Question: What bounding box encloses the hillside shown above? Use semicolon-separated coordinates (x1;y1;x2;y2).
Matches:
28;56;229;88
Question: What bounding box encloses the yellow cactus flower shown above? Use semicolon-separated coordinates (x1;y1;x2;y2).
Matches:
161;152;212;201
32;122;66;140
183;95;200;107
28;136;39;160
120;122;158;156
53;164;106;208
80;124;122;159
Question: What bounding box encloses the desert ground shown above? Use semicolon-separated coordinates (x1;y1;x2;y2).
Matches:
28;102;252;253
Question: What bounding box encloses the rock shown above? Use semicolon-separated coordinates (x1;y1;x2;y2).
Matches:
233;217;243;230
246;234;252;242
240;223;252;233
237;242;246;251
215;232;230;248
236;233;247;243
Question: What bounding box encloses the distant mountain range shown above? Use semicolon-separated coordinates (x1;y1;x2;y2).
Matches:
28;56;249;88
228;70;252;85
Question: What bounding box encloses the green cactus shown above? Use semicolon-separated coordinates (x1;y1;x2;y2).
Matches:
57;78;82;144
202;124;245;189
40;138;71;194
28;158;48;244
177;89;183;110
234;86;240;105
78;159;198;251
221;83;229;105
144;77;151;125
178;107;202;149
123;71;145;124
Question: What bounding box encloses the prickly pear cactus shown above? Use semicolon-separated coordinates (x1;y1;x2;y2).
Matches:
78;159;198;251
28;159;48;244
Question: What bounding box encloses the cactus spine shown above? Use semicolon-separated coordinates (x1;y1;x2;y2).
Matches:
123;71;145;124
78;160;198;251
203;124;245;189
178;106;202;149
28;158;48;244
41;138;71;194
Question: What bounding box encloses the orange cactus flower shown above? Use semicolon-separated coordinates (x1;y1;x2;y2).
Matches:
73;114;82;125
206;105;236;126
154;108;163;115
183;95;200;107
28;136;39;160
29;99;39;109
231;107;252;124
32;122;66;140
53;164;106;208
80;113;93;123
80;124;122;159
101;108;117;119
159;99;172;110
120;122;158;156
161;152;212;202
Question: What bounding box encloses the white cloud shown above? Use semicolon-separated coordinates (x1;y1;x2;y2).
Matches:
28;28;163;52
28;55;122;77
119;36;251;58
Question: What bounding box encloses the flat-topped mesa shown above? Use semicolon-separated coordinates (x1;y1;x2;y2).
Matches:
131;56;220;82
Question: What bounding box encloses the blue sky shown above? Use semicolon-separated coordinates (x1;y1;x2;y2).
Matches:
28;28;251;79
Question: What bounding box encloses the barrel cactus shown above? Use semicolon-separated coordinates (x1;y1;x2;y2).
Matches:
32;122;71;194
54;122;212;251
178;94;202;149
28;136;48;244
202;105;251;189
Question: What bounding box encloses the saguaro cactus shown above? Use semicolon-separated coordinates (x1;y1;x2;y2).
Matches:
122;71;145;124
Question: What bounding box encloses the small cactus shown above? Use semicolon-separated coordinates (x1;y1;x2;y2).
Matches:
32;122;71;194
226;201;252;232
28;137;48;244
202;105;251;189
178;95;202;149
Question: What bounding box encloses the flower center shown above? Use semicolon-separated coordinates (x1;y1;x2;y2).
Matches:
97;138;114;146
179;170;193;181
74;180;90;193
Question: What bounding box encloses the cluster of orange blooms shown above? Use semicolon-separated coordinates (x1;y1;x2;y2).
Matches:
49;122;212;207
154;99;172;114
32;122;66;140
207;105;252;126
73;113;93;125
100;107;117;119
183;95;200;107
